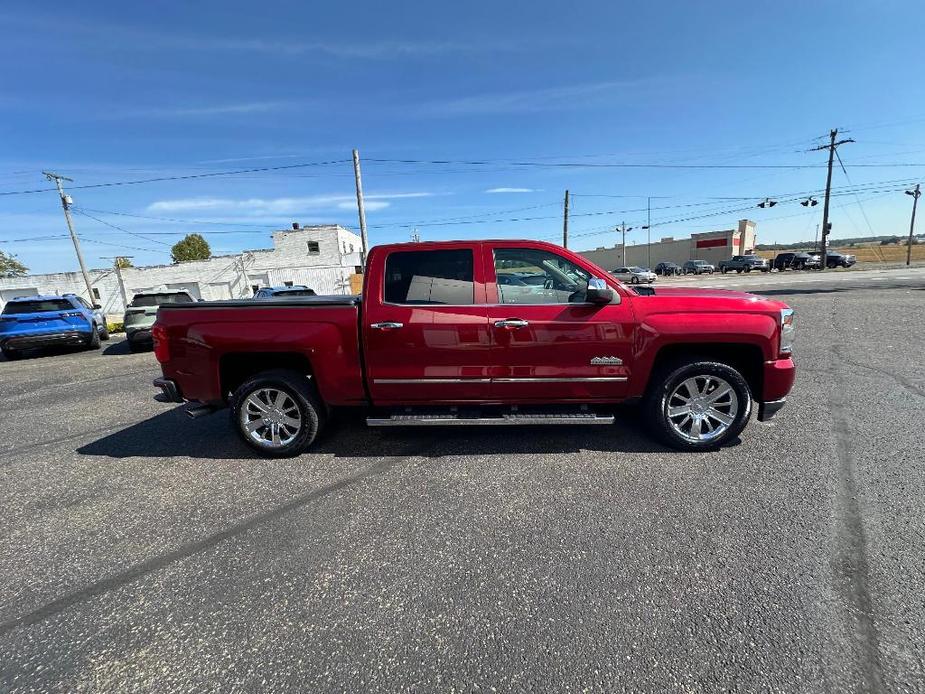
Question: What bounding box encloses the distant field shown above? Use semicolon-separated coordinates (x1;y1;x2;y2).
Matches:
756;244;925;263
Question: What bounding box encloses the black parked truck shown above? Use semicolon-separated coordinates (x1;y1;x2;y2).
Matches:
718;255;770;273
772;252;822;271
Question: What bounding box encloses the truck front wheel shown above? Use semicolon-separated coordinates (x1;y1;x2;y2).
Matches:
644;359;752;451
231;369;323;458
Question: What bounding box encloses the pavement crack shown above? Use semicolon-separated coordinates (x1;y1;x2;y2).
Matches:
0;446;425;637
828;297;885;693
831;345;925;399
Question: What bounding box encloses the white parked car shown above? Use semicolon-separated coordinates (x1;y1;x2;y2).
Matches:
611;266;657;284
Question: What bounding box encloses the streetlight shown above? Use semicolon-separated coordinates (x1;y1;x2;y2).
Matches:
905;184;921;266
616;222;634;266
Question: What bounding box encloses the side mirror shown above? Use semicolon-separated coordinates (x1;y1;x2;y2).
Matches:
93;303;102;310
585;277;613;304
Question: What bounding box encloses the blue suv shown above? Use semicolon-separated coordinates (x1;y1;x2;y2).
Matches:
0;294;109;360
253;285;317;299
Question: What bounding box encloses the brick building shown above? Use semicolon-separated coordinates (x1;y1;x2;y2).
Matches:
580;219;758;270
0;224;363;316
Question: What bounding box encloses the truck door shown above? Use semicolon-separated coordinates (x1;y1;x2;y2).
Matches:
363;244;492;404
484;244;635;402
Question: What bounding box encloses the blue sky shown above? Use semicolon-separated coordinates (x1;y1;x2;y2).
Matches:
2;1;925;273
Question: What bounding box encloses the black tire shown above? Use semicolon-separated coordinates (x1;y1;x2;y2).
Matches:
99;323;110;341
721;267;727;274
230;369;324;458
643;358;753;451
762;268;770;273
630;276;639;284
735;268;743;274
1;346;22;361
744;266;752;273
86;326;101;350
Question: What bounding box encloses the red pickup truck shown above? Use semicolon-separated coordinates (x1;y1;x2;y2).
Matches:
153;240;795;456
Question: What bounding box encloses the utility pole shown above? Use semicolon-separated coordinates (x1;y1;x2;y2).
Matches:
352;149;369;267
237;253;250;297
905;183;921;266
43;171;95;303
562;190;570;248
814;224;820;252
616;221;634;266
410;228;421;243
644;197;652;268
810;130;854;269
101;257;132;309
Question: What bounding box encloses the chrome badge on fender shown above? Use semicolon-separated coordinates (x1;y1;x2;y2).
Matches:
590;356;623;366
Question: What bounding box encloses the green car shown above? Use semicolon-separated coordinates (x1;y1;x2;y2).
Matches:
123;290;194;352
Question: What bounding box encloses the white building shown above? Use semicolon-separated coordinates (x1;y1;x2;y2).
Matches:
0;224;363;316
580;219;759;270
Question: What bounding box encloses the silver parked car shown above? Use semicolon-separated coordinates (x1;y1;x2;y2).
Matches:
611;266;657;284
123;290;194;352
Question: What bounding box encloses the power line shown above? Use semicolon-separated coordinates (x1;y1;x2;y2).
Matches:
74;207;277;229
73;209;173;247
366;157;925;171
0;159;350;197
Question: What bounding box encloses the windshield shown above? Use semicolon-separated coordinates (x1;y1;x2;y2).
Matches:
130;293;194;307
2;299;73;314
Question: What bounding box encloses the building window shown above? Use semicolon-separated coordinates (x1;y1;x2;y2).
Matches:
92;288;101;300
349;244;355;253
284;281;293;287
307;241;320;255
251;285;260;295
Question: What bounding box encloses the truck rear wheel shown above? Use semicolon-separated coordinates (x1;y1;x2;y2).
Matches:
644;359;752;451
230;369;323;458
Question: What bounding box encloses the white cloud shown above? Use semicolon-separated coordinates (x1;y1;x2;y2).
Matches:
146;192;433;215
112;101;295;119
416;80;653;117
485;187;536;194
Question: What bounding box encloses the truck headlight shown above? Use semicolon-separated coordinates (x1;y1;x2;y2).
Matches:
780;308;795;355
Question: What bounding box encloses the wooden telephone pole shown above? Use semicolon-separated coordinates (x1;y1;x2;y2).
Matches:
562;190;570;248
810;129;854;269
906;183;921;266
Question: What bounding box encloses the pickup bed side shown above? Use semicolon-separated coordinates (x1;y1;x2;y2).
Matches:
154;298;366;406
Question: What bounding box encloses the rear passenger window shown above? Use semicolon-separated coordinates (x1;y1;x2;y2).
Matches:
384;249;474;305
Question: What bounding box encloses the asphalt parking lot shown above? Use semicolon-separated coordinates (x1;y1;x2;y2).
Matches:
1;267;924;692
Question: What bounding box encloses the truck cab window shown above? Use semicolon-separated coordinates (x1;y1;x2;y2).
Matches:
384;249;474;305
493;248;590;304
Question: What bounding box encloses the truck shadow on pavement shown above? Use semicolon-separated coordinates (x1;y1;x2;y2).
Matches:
76;405;688;460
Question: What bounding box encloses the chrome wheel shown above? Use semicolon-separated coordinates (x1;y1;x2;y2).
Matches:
666;375;738;442
239;388;302;448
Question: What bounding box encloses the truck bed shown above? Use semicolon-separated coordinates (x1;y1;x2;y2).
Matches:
155;296;366;406
161;295;361;309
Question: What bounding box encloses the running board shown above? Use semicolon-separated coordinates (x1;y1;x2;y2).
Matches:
367;411;614;427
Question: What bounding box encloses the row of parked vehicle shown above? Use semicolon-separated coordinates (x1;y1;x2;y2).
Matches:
0;284;321;359
624;251;857;281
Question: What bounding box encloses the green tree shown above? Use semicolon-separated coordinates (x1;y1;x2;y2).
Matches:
170;234;211;263
0;249;28;278
114;256;133;269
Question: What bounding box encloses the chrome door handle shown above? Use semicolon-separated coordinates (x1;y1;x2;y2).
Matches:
494;318;529;329
370;322;404;330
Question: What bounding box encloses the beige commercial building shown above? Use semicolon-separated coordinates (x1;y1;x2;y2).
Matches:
580;219;758;270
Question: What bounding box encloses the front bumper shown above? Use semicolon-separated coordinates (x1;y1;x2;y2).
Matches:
758;398;787;421
2;331;91;350
759;357;796;420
